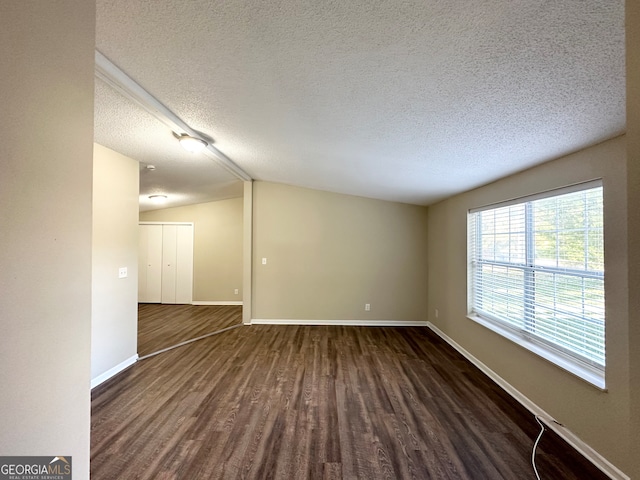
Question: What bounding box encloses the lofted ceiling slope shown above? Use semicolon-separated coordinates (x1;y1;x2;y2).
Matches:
95;0;625;209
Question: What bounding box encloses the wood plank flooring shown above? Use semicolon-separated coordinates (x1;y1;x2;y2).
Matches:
92;325;608;479
137;304;242;356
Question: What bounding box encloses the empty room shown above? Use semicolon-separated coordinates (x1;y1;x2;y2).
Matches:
2;1;639;480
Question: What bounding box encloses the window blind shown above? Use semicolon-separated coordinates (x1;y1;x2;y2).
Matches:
468;183;605;370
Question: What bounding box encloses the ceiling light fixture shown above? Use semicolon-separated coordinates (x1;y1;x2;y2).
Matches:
178;134;208;153
96;52;251;181
149;194;168;203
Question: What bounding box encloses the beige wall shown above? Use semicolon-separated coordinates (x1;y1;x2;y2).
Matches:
427;136;631;473
140;197;244;302
0;2;95;478
92;144;139;382
252;182;429;321
626;0;640;477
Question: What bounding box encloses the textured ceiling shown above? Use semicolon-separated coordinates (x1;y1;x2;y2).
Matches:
95;0;625;208
94;78;243;211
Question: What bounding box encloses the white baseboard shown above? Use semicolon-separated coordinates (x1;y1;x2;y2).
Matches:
91;354;138;390
250;319;428;327
427;322;629;480
192;301;243;306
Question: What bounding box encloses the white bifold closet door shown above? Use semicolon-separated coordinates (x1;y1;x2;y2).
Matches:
139;223;193;304
138;224;163;303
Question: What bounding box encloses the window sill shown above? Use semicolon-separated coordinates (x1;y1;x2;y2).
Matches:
467;314;606;391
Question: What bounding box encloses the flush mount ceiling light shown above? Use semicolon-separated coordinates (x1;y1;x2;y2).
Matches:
149;194;168;203
95;52;251;181
178;134;208;153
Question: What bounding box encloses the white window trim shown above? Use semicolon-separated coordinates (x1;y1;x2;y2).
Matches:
469;179;603;214
467;313;605;390
467;179;606;390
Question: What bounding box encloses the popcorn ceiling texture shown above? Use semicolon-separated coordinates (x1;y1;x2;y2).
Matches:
94;79;243;211
95;0;625;207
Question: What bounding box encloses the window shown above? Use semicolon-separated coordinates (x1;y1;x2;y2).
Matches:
468;181;605;388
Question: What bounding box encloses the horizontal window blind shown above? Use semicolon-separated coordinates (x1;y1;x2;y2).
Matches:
469;183;605;370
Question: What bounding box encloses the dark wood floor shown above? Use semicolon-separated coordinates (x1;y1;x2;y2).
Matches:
92;325;608;479
137;304;242;356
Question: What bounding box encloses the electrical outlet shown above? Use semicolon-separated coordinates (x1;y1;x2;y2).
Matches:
262;257;267;265
234;288;239;295
435;309;439;318
118;267;127;279
365;303;371;311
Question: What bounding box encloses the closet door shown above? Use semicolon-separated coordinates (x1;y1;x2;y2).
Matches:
139;222;194;305
161;225;178;304
175;225;194;304
138;224;162;302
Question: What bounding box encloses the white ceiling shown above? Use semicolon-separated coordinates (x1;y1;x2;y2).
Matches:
95;0;625;211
